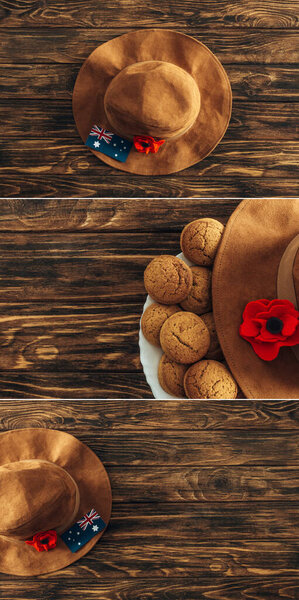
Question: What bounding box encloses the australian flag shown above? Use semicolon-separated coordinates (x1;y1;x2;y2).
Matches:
85;125;133;162
61;508;106;553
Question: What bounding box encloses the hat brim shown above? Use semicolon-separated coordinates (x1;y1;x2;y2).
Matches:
72;29;232;175
0;429;112;576
212;198;299;399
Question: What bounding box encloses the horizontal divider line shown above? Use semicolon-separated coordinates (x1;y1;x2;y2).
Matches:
1;62;298;67
0;25;298;31
105;463;299;468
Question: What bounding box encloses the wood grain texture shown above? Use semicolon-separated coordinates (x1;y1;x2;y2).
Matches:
0;400;298;430
2;577;299;600
0;372;153;398
2;101;297;139
109;465;299;502
0;399;298;595
0;303;142;371
0;198;237;231
0;232;181;301
5;540;297;578
2;374;151;400
0;1;298;29
0;1;298;196
1;29;299;64
2;176;298;198
1;141;297;180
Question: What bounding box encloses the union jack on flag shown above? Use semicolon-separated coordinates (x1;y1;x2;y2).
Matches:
78;508;100;531
90;126;113;144
86;123;133;162
61;508;106;553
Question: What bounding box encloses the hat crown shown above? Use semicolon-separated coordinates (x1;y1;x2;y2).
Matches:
0;459;79;540
104;60;201;140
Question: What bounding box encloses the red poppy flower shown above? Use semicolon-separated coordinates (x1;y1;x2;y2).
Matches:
239;299;299;361
25;530;57;552
133;135;165;154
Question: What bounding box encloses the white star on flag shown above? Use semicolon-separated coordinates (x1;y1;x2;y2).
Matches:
94;141;100;148
92;525;99;532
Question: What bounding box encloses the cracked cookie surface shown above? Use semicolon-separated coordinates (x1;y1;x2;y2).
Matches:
180;218;224;266
184;360;238;399
160;311;210;364
180;266;212;314
158;354;189;397
144;255;192;304
141;303;180;347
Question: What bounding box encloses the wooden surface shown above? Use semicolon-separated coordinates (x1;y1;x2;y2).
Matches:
0;197;255;399
0;2;298;196
0;399;298;599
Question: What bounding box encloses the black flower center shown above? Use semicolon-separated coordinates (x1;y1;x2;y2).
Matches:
266;317;283;334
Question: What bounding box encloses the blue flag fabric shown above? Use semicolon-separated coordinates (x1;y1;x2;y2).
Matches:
61;508;106;553
85;125;133;162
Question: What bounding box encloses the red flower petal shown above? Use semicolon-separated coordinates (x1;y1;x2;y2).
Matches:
282;326;299;347
240;318;260;337
243;299;270;319
250;339;281;361
269;299;295;311
281;314;299;336
256;328;284;342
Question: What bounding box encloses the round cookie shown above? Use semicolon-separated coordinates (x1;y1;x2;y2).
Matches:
180;266;212;314
200;312;224;360
144;255;193;304
180;218;224;266
158;354;189;397
184;360;238;399
160;311;210;364
141;303;180;347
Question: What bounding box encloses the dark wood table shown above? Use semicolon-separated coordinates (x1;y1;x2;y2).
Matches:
0;197;253;399
0;399;298;599
0;1;298;197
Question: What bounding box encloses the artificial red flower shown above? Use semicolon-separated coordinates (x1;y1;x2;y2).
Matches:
25;530;57;552
239;298;299;361
133;135;165;154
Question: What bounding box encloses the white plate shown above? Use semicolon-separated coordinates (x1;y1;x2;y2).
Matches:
139;252;194;399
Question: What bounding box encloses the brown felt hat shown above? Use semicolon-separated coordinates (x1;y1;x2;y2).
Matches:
213;198;299;399
73;29;232;175
0;428;112;576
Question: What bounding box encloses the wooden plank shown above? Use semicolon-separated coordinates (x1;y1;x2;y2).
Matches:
0;198;238;232
0;64;297;101
0;232;174;301
1;577;299;600
1;175;298;199
0;303;143;371
1;100;296;140
2;29;299;64
9;540;297;578
109;466;299;502
108;502;299;540
0;372;153;398
0;1;297;29
1;404;298;463
1;424;296;466
0;400;298;430
0;141;297;180
25;430;299;465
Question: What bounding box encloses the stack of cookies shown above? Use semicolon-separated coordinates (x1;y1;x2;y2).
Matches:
141;218;238;399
